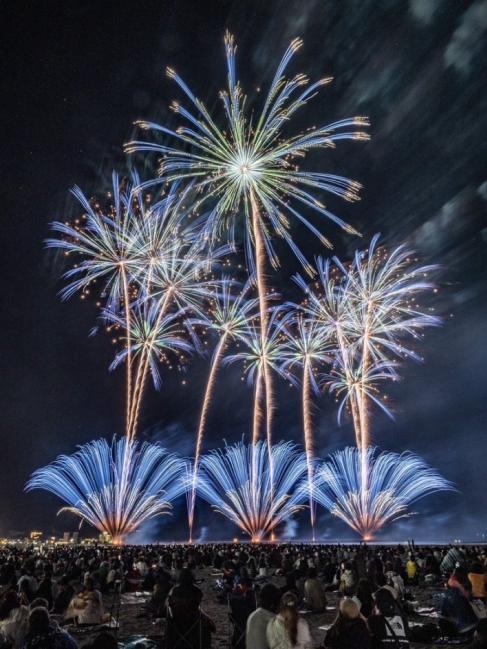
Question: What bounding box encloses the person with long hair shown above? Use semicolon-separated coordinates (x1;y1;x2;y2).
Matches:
246;584;280;649
266;592;312;649
324;598;371;649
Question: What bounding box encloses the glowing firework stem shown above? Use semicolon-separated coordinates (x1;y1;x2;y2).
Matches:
359;305;372;507
302;356;316;541
249;191;274;452
188;332;229;543
335;322;363;450
127;288;173;439
120;265;133;436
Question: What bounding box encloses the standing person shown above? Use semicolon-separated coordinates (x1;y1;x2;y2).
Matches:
246;584;280;649
266;592;312;649
323;598;371;649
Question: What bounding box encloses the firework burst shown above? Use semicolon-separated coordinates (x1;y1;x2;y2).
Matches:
127;33;369;481
314;446;455;540
25;437;186;544
195;440;308;542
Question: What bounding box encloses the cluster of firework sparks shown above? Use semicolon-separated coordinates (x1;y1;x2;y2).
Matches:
26;32;454;543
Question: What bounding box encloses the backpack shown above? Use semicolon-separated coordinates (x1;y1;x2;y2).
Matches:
383;615;410;648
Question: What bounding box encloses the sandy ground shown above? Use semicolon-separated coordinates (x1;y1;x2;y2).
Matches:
70;568;471;648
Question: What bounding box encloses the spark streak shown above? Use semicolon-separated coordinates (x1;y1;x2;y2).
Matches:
25;437;186;544
314;446;455;539
195;440;308;541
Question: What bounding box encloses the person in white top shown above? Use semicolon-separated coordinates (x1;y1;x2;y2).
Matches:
246;583;280;649
266;591;312;649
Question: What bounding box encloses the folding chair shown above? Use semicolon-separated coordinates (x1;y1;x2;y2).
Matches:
227;590;257;649
165;604;204;649
228;610;246;649
108;579;122;636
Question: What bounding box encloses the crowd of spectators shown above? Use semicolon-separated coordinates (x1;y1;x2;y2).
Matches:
0;541;485;648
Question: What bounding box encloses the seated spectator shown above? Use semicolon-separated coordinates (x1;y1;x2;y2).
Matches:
149;580;170;618
35;571;56;610
469;563;487;601
280;572;300;601
29;598;49;611
67;577;105;625
229;577;256;648
167;568;215;649
324;598;371;649
168;568;203;615
436;585;478;636
356;578;374;618
246;584;280;649
23;606;78;649
52;578;74;616
258;555;268;578
406;556;417;584
448;567;473;600
17;572;37;599
0;605;29;648
266;591;312;649
135;555;149;578
18;579;34;606
0;591;19;621
339;563;355;596
303;568;327;612
369;587;410;647
384;563;405;601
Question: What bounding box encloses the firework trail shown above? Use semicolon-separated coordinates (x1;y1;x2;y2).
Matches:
25;437;186;544
47;171;150;435
195;440;308;541
124;197;228;439
186;280;259;542
314;446;454;540
126;32;369;470
294;239;441;536
280;314;331;540
333;234;440;502
224;309;288;445
47;176;204;438
223;310;288;517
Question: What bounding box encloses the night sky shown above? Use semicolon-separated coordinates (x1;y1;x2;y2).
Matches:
1;1;486;542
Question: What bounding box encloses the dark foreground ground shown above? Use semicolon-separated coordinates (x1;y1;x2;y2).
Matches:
68;566;470;649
